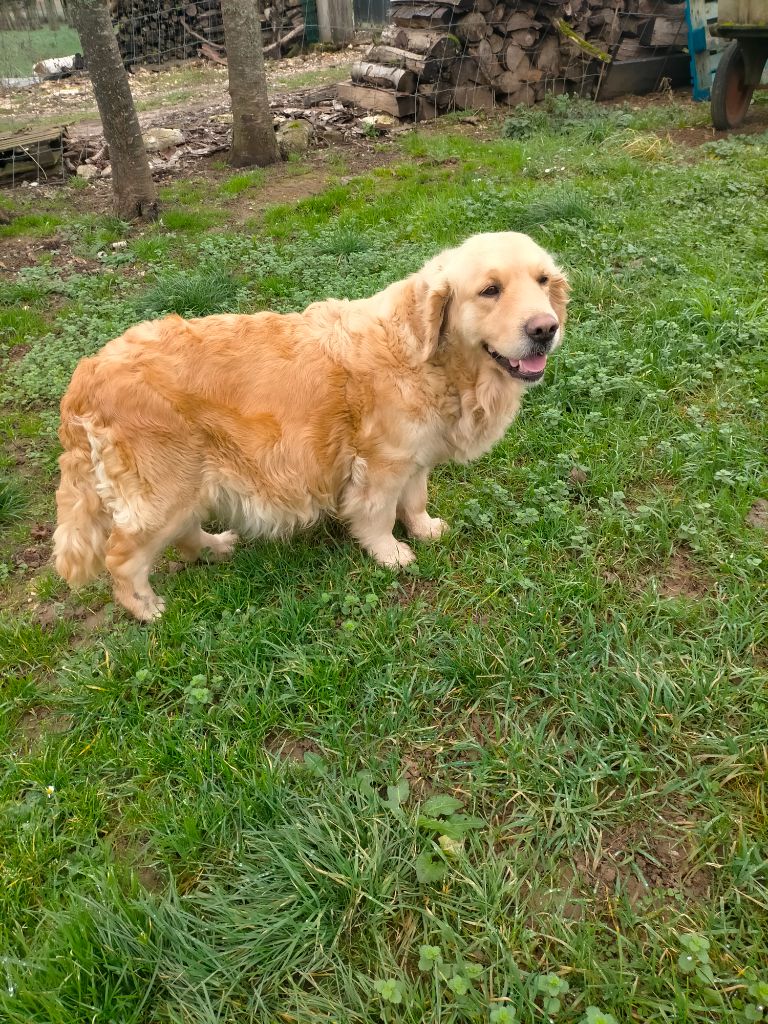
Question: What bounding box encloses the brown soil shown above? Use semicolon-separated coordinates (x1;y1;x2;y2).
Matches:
525;811;712;923
109;834;166;893
662;101;768;148
659;548;711;599
746;499;768;530
15;705;73;753
265;730;322;763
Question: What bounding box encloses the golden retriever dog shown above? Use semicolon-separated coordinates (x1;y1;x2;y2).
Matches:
54;232;568;621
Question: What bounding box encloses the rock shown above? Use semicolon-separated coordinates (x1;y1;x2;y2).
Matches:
360;114;394;133
76;164;98;180
144;127;185;153
276;118;313;159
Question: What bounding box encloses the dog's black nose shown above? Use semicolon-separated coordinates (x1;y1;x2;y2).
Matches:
525;314;559;345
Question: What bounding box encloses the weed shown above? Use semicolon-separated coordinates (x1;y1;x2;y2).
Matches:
217;169;267;196
136;266;247;318
0;477;25;524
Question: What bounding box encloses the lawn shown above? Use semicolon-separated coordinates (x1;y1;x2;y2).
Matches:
0;26;81;79
1;97;767;1024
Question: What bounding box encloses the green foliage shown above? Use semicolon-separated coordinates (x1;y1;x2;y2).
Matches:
1;96;767;1024
0;477;26;525
135;265;247;318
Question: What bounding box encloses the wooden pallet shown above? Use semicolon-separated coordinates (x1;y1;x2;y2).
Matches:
0;125;67;184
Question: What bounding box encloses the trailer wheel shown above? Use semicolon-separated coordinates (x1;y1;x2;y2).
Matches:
711;40;755;129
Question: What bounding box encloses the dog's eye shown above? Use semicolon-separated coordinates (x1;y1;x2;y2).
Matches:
480;284;501;298
538;274;550;286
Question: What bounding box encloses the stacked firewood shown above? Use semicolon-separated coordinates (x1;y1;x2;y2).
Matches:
105;0;307;65
338;0;690;119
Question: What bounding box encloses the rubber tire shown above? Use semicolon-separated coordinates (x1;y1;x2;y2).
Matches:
711;40;755;130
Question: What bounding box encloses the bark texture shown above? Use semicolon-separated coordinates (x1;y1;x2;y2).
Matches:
68;0;158;220
220;0;280;167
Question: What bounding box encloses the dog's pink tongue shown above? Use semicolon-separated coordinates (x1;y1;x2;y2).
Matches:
519;354;547;374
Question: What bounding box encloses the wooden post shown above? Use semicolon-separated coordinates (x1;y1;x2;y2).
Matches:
316;0;354;45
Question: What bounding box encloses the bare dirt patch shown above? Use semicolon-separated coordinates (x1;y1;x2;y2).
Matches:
265;730;322;763
395;576;440;609
746;499;768;530
659;548;711;599
15;705;73;753
526;811;712;924
109;834;166;893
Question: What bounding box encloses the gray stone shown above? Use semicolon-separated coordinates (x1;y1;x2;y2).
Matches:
144;127;185;153
276;119;313;159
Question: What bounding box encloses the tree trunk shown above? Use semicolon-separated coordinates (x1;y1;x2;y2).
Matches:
67;0;157;221
220;0;280;168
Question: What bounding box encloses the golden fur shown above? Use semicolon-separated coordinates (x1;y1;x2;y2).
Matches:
54;232;568;620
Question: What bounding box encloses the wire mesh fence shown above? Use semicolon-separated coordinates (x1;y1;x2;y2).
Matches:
0;0;701;191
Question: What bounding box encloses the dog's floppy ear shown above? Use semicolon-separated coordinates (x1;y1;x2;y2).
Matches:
549;267;570;328
401;263;452;362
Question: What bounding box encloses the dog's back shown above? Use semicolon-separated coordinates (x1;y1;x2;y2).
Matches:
53;311;353;614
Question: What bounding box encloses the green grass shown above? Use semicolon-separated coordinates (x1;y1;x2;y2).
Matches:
0;98;767;1024
0;26;80;78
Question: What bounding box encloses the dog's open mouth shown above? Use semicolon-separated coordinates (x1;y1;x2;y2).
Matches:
484;345;548;382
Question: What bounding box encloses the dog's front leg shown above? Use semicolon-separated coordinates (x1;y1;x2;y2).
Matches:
397;467;449;541
343;469;416;568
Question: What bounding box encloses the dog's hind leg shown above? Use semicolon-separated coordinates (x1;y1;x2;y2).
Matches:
175;524;239;562
105;512;194;622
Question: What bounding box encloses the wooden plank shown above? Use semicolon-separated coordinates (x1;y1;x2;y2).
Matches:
337;82;418;117
0;125;68;149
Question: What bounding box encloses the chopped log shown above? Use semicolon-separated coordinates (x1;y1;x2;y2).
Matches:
367;44;443;81
535;34;561;74
350;60;417;93
501;83;536;106
502;41;526;73
380;25;459;59
471;38;504;79
505;12;540;31
509;27;538;48
448;56;480;85
452;82;496;110
453;12;488;43
337;82;418;117
392;5;454;28
489;31;504;54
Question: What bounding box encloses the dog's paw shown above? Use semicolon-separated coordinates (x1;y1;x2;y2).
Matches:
407;515;449;541
130;592;166;622
371;538;416;569
207;530;239;561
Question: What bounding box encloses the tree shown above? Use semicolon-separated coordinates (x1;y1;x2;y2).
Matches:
67;0;157;220
220;0;280;168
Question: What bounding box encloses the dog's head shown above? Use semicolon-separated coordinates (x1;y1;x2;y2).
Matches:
407;232;569;385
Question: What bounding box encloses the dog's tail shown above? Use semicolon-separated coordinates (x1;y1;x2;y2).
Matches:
53;416;112;588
